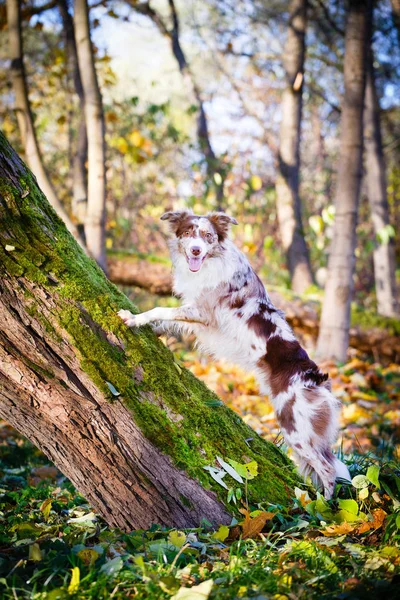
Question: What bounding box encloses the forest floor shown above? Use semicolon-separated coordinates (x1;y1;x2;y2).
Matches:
1;349;400;599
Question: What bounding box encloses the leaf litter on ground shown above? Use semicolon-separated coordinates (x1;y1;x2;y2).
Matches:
0;353;400;599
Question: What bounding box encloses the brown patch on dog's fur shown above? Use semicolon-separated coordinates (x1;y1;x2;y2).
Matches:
311;404;331;436
277;395;297;434
304;387;321;403
161;210;193;234
207;212;237;241
321;446;335;464
230;296;245;309
247;312;277;339
258;337;329;398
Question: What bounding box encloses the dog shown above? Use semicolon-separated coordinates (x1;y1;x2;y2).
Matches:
118;210;350;498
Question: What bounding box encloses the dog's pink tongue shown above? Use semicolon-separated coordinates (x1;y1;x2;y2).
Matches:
188;256;202;272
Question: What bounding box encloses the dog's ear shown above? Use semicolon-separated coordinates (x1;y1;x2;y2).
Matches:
160;210;192;233
207;212;238;241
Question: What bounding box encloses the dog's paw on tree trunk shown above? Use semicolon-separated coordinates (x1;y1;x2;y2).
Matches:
0;132;299;531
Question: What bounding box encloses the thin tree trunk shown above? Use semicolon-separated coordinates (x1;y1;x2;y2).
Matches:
0;131;298;531
128;0;224;210
6;0;83;245
74;0;107;271
391;0;400;46
58;0;88;229
364;50;399;317
275;0;313;294
316;0;371;362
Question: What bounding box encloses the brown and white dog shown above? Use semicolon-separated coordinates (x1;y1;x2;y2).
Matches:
118;210;350;498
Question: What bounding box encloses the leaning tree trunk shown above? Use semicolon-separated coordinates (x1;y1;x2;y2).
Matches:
0;132;298;531
74;0;107;271
6;0;83;245
275;0;313;294
364;49;399;318
316;0;371;362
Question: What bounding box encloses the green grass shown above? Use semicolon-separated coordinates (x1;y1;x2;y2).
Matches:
1;423;400;600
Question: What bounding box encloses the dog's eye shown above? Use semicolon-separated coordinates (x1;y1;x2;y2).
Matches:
206;233;213;242
184;231;190;237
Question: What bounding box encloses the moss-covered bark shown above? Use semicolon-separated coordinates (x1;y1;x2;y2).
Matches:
0;132;299;530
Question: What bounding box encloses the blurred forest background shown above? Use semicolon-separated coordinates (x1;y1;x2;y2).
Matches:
1;0;399;363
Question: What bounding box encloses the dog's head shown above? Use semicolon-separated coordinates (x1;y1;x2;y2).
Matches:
161;210;237;272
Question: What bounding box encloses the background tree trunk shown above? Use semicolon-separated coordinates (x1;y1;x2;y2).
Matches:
6;0;83;244
316;0;371;362
58;0;88;229
275;0;313;294
0;132;297;531
74;0;107;271
128;0;225;210
364;49;399;318
391;0;400;46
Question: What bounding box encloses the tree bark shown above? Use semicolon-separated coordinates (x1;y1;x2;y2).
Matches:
391;0;400;46
6;0;83;245
74;0;107;271
316;0;371;362
0;132;298;531
275;0;313;295
58;0;88;229
364;50;399;318
128;0;225;210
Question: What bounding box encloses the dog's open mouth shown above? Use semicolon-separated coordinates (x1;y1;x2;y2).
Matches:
186;254;206;272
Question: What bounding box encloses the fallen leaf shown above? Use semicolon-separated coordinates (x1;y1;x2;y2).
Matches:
168;530;186;548
29;543;42;562
212;525;230;543
40;498;52;522
171;578;214;600
357;509;387;534
240;509;275;539
321;522;355;537
68;567;80;594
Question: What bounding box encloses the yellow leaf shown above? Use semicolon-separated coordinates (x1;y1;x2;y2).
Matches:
129;130;144;147
40;498;52;522
29;543;42;562
77;548;99;566
359;487;369;500
106;237;113;249
322;522;355;537
116;137;129;154
171;579;214;600
212;525;230;542
168;530;186;548
351;391;378;402
68;567;80;595
250;175;262;191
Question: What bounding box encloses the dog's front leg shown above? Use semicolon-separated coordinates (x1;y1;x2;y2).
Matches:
118;305;207;328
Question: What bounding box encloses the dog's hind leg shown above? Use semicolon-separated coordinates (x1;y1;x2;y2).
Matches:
293;444;338;499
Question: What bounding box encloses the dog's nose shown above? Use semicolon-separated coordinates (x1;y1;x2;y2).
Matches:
191;246;202;256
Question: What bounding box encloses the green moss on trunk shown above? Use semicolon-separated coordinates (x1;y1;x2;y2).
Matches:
0;132;299;512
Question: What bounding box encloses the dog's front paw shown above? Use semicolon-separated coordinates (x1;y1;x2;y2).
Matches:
118;309;140;328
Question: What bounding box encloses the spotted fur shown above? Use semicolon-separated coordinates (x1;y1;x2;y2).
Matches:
118;210;350;498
